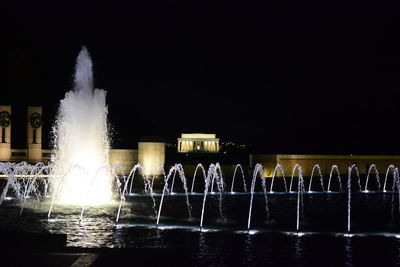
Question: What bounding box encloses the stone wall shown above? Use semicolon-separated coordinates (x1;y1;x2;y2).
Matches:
109;149;138;175
138;142;165;176
0;105;12;161
251;154;400;177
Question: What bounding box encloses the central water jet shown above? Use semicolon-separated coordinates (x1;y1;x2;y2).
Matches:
51;47;113;205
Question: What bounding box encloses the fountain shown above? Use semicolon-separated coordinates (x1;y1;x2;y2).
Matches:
347;164;361;232
156;164;191;226
289;164;303;192
293;165;304;232
3;160;400;247
327;165;342;192
199;163;224;228
191;163;206;194
127;163;152;195
364;164;381;191
383;165;398;192
230;164;247;193
50;47;113;206
308;164;324;192
1;46;400;265
247;164;269;229
269;164;287;192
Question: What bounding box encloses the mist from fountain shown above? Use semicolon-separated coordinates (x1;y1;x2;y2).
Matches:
47;165;89;219
50;47;113;206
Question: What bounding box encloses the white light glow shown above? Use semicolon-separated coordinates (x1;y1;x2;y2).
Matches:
51;47;113;206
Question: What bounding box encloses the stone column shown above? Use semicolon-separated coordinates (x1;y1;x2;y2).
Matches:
138;141;165;176
27;106;42;162
0;105;12;161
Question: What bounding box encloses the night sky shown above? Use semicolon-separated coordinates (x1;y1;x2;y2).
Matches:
1;0;400;154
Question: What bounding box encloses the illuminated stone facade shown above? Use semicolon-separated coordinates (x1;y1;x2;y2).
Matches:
0;105;11;161
0;105;49;163
8;106;400;179
0;105;168;176
178;133;219;153
109;149;138;175
251;154;400;177
27;106;43;162
138;141;165;176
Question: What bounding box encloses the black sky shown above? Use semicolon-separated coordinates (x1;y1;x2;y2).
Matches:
1;0;400;154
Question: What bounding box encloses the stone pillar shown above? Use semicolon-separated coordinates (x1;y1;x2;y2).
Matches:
138;141;165;176
27;106;42;162
0;105;12;161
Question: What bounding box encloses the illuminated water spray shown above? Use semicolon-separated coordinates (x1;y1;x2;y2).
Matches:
51;47;113;205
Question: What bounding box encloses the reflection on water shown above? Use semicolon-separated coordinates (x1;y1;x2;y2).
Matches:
1;194;400;265
243;234;254;266
294;237;303;266
345;238;354;267
197;232;207;264
397;239;400;265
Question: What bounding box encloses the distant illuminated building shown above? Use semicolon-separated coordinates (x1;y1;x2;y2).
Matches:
177;133;219;153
